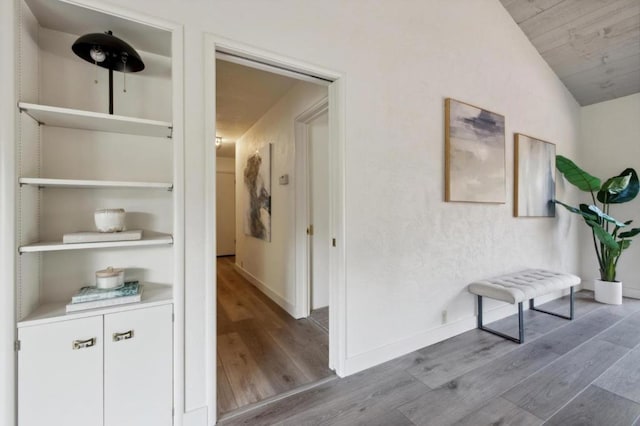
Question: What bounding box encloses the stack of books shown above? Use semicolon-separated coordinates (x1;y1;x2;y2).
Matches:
66;281;143;313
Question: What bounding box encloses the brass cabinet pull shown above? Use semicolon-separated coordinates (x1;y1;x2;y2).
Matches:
112;330;134;342
72;337;96;350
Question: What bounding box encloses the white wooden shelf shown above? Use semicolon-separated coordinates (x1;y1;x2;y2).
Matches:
17;283;173;328
19;234;173;253
20;177;173;191
18;102;173;138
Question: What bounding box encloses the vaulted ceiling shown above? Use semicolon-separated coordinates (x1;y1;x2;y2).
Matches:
500;0;640;106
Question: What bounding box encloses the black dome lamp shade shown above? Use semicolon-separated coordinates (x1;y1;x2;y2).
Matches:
72;31;145;115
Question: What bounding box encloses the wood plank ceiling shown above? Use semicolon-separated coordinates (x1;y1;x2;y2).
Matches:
500;0;640;106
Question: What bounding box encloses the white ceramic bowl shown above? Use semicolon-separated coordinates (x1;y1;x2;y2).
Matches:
95;208;126;232
96;267;125;289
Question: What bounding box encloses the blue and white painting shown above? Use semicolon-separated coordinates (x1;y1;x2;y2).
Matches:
243;144;271;241
515;134;556;217
446;99;506;203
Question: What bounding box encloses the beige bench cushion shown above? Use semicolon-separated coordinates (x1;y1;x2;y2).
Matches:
468;269;580;304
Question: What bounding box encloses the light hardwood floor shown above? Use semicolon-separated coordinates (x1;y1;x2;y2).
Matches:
220;291;640;425
217;257;333;416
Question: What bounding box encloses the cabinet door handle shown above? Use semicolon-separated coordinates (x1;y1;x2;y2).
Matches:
72;337;96;350
112;330;134;342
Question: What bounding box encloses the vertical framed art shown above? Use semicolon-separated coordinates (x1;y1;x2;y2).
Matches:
514;134;556;217
243;143;272;241
445;98;506;203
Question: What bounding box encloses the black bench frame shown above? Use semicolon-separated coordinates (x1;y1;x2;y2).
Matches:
476;286;575;344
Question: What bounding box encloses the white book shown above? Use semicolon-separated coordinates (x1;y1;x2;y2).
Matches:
65;288;143;313
63;229;142;244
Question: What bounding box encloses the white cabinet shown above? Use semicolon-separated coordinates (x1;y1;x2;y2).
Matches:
18;316;103;426
104;305;173;426
18;304;173;426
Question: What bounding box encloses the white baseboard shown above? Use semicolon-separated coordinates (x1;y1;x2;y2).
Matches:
182;406;208;426
233;264;297;317
343;289;570;376
623;286;640;300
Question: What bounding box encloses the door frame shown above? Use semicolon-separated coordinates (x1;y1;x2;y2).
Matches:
204;34;347;425
294;99;329;318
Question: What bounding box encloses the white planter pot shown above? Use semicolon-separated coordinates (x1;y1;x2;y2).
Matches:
594;279;622;305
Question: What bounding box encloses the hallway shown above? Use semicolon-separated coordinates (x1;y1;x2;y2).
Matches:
216;257;333;416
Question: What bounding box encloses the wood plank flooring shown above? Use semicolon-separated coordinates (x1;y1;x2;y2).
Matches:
309;307;329;333
216;257;333;416
220;292;640;425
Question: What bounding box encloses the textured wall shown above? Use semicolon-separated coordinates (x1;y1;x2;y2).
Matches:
55;0;583;415
579;94;640;296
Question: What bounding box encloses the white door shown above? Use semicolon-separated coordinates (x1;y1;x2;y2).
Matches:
309;111;330;310
18;316;103;426
104;304;173;426
216;172;236;256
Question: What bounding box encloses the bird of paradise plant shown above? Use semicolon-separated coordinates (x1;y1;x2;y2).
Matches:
554;155;639;282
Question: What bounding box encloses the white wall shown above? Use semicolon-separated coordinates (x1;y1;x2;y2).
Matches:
3;0;587;422
235;81;328;314
579;93;640;297
0;0;17;424
216;157;235;174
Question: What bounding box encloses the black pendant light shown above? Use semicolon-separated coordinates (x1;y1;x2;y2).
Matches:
72;31;145;115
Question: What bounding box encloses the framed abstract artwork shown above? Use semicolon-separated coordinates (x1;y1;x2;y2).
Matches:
445;98;506;203
514;134;556;217
243;143;272;241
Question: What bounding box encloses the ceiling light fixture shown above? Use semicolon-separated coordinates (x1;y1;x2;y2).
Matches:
72;30;145;115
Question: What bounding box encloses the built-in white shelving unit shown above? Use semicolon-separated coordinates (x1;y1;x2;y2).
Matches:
14;1;182;422
18;102;173;137
19;234;173;253
19;177;173;190
17;283;173;327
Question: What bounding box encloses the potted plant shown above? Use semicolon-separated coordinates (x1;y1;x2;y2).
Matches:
555;155;639;304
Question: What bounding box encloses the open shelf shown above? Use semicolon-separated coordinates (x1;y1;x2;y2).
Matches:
17;283;173;328
19;234;173;253
20;177;173;191
18;102;173;138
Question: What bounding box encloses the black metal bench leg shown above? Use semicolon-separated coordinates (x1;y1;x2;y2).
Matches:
529;286;575;320
477;295;524;344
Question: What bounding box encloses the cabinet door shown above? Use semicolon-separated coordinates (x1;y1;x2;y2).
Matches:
18;316;103;426
104;304;173;426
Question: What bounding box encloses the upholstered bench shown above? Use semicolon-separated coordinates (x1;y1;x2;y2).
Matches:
468;269;580;343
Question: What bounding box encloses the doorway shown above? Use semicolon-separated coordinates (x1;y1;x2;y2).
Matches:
216;161;235;257
309;110;330;326
204;38;346;425
213;53;336;418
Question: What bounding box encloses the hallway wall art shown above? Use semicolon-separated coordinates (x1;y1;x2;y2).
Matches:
243;143;272;241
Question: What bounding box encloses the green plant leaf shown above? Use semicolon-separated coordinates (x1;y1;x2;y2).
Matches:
554;200;582;214
619;228;640;239
555;201;600;224
597;168;639;204
600;174;631;195
587;205;627;227
586;220;620;252
556;155;601;192
619;240;631;251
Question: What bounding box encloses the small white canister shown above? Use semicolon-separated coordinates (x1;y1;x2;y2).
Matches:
96;267;125;289
94;208;126;232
